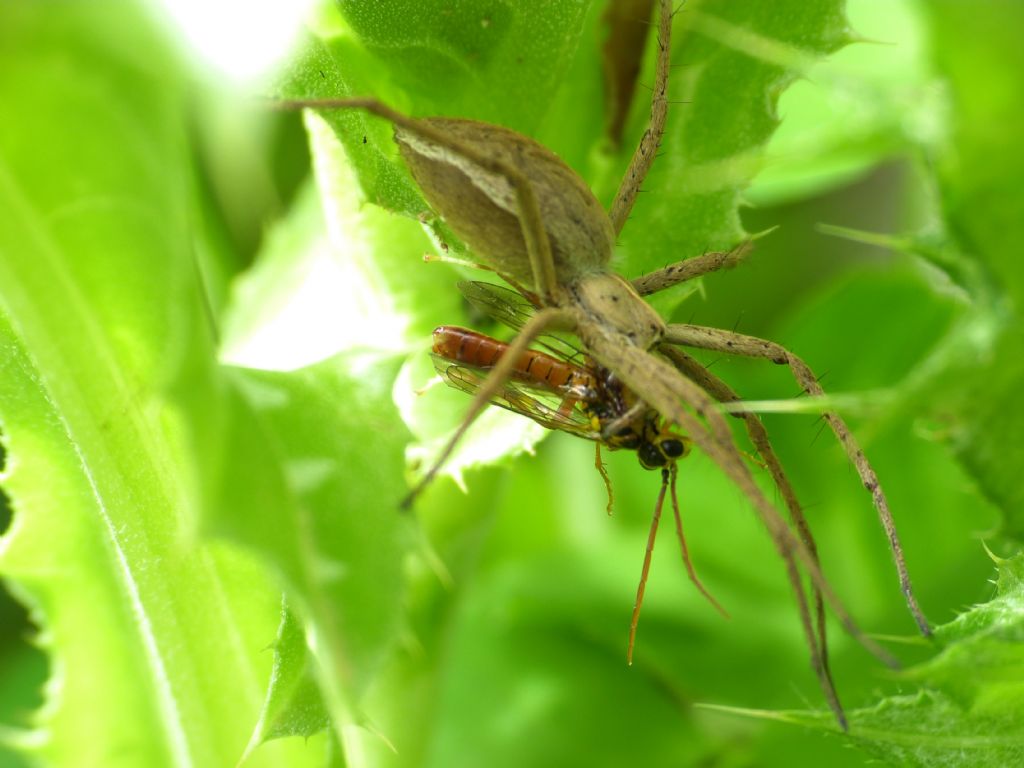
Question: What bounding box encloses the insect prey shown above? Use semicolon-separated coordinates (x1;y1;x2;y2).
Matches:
431;286;728;658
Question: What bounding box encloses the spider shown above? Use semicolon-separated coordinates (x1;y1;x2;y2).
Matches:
274;0;929;728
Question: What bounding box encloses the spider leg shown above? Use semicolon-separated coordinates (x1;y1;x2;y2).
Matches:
628;467;670;665
269;97;560;301
659;345;830;688
668;463;729;618
422;250;492;271
664;323;931;637
631;242;753;296
401;308;572;508
600;398;648;440
581;330;903;728
608;0;673;234
595;442;615;516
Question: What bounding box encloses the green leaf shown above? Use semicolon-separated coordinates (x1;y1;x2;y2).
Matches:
921;0;1024;544
216;356;411;719
335;0;595;134
248;605;330;745
0;3;316;766
748;0;940;204
926;1;1024;307
611;1;851;281
844;553;1024;766
273;35;430;220
946;325;1024;542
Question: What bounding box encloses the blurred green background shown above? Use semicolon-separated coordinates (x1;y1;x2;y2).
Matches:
1;0;1021;766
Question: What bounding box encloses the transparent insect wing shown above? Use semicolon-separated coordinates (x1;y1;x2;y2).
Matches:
431;357;599;439
458;280;536;324
457;280;583;362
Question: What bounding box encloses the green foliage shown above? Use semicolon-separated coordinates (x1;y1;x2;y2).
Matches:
0;5;314;766
925;0;1024;543
847;552;1024;766
0;1;1021;767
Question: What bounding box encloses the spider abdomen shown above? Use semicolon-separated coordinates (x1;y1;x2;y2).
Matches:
396;118;614;289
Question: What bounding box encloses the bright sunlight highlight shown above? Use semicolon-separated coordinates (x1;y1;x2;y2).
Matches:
156;0;317;80
219;112;411;371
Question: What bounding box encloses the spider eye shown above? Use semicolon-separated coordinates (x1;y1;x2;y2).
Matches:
638;442;666;469
660;438;686;460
